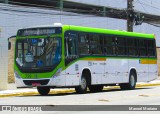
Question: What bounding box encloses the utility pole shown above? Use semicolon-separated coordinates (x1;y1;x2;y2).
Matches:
60;0;63;11
127;0;134;32
103;7;106;17
4;0;8;4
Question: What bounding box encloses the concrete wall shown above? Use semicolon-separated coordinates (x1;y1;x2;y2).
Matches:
8;37;15;83
157;48;160;75
0;38;8;90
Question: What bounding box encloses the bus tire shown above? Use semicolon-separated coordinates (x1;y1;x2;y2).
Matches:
75;76;87;94
120;72;136;90
89;85;103;92
37;86;50;96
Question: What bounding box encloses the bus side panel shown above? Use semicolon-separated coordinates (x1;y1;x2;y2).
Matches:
129;59;149;82
88;60;104;85
65;61;86;86
148;61;158;81
49;73;66;87
103;59;128;84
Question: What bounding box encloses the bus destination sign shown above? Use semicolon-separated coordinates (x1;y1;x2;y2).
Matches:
17;27;62;36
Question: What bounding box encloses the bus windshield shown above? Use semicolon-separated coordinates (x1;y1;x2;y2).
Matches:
16;37;61;69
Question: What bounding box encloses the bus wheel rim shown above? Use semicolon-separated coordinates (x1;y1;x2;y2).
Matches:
81;78;86;90
130;75;135;87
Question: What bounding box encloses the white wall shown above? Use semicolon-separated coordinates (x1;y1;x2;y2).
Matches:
0;3;127;39
134;0;160;16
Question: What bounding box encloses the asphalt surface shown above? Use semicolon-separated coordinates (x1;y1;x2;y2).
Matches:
1;82;160;114
0;78;160;98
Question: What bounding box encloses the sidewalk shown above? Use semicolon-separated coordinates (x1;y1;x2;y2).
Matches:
0;78;160;98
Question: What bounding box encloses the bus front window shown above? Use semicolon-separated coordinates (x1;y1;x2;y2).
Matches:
16;37;61;69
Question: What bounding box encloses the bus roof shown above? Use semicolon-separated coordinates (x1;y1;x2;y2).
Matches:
63;25;155;39
19;23;63;30
17;23;155;39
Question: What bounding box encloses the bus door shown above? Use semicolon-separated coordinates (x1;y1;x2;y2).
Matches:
65;31;79;86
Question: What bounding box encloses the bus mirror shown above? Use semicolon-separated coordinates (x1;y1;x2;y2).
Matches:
8;42;11;50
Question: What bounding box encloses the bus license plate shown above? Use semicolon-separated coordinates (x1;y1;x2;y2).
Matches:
32;83;41;86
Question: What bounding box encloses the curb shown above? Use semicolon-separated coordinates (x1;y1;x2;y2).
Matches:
0;83;160;98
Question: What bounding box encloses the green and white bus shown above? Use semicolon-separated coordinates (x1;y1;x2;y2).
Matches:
14;23;157;95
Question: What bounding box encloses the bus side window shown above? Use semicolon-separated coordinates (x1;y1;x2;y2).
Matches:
117;37;126;56
78;33;89;55
112;37;118;55
104;36;113;56
65;31;78;65
128;38;138;57
148;39;156;57
139;39;147;57
89;34;103;55
68;35;77;56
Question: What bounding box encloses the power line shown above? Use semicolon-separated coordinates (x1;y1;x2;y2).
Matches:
136;0;160;11
6;1;60;10
0;3;113;18
0;3;126;20
0;1;127;17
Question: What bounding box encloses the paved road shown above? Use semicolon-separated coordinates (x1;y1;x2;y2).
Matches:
0;86;160;114
1;86;160;105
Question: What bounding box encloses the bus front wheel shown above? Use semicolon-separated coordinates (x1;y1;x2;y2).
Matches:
37;86;50;96
75;76;87;94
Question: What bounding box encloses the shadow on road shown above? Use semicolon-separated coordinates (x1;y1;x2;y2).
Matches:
17;86;154;97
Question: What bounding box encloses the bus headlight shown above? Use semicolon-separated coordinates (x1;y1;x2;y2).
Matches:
14;71;21;79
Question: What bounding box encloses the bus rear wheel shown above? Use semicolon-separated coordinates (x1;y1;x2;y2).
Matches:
37;86;50;96
120;72;136;90
75;76;87;94
89;85;104;92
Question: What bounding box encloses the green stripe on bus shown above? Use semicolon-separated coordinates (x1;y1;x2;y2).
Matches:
63;25;154;39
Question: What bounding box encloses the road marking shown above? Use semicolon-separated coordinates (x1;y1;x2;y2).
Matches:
139;94;160;97
139;94;150;97
98;99;110;102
